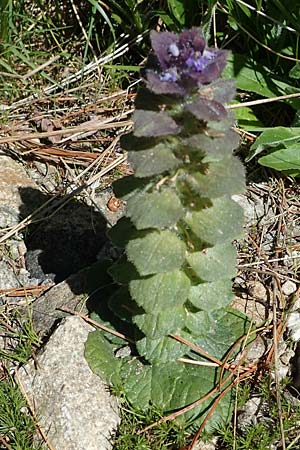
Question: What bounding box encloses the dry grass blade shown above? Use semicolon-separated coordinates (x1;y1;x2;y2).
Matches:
228;92;300;109
0;119;132;145
6;33;144;111
0;434;12;450
170;333;239;374
272;281;287;450
22;56;61;81
188;370;254;450
139;331;258;436
0;285;52;297
57;307;134;343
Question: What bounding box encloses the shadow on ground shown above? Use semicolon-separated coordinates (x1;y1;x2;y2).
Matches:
19;186;108;287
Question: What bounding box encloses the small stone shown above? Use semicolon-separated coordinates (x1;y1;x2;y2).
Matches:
8;242;21;261
287;311;300;342
232;296;267;325
192;437;217;450
232;193;265;227
238;397;263;430
282;280;297;296
93;187;126;226
18;268;29;276
107;196;122;212
18;316;120;450
248;281;267;300
292;297;300;311
244;336;266;364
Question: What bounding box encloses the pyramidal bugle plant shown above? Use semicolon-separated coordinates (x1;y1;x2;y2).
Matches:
85;28;249;430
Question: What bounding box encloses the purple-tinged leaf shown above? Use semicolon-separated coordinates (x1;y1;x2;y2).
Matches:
185;98;227;121
145;70;186;96
199;79;236;104
150;30;180;70
133;110;181;137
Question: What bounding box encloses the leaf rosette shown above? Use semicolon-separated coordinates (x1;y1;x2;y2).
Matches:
85;27;248;432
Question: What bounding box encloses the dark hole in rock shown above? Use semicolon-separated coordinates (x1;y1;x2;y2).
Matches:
19;187;108;283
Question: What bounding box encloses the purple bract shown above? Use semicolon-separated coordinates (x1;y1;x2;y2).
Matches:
145;28;229;96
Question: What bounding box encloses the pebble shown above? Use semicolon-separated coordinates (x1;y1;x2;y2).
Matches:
248;280;267;301
282;280;297;296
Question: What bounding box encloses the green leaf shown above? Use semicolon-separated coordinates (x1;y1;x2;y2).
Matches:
108;287;143;321
258;145;300;172
121;359;152;409
186;155;245;198
289;64;300;80
126;188;184;229
248;127;300;161
112;176;151;201
109;256;140;284
223;54;293;98
167;0;186;26
188;279;234;311
153;362;232;429
121;359;233;430
128;143;181;177
129;269;190;313
85;330;122;386
187;243;237;282
185;307;250;359
133;306;186;339
126;230;186;276
234;105;264;131
184;129;239;162
185;196;244;245
136;335;186;363
133;110;181;137
108;217;139;247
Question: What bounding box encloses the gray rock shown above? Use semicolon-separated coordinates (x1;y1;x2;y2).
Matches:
0;154;38;220
31;268;90;338
238;397;264;430
18;316;120;450
282;280;297;296
0;204;19;228
0;260;19;290
92;186;126;227
232;192;265;227
248;280;267;301
244;336;267;364
231;296;267;325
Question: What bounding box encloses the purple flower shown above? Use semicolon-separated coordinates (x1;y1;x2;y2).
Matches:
144;28;229;96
